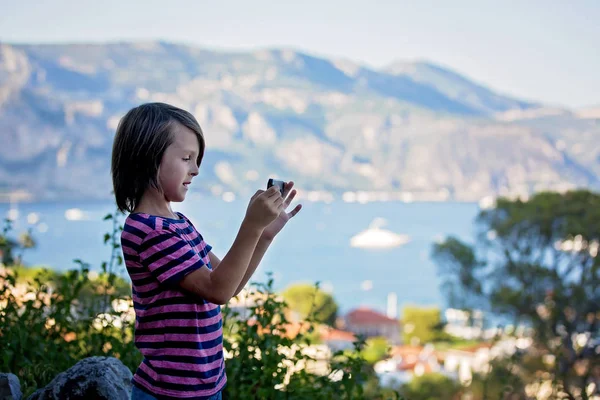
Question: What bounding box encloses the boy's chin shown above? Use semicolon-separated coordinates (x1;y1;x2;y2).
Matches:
165;193;186;203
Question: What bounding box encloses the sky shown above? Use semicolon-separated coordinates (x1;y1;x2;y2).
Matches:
1;0;598;109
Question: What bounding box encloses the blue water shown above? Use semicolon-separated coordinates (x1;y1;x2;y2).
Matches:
0;198;480;315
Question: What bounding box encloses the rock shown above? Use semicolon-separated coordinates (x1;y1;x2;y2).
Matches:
27;357;132;400
0;373;22;400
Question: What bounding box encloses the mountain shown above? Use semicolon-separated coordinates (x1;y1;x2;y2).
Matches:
385;61;535;114
0;41;598;203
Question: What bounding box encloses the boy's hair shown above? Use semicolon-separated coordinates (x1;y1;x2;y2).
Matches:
111;102;205;213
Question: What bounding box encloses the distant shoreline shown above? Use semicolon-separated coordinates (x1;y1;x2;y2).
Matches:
0;193;484;206
0;188;548;207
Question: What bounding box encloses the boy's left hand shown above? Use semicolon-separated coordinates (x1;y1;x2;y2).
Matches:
261;181;302;241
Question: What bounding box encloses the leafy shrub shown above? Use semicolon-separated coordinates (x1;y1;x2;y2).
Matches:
1;213;398;399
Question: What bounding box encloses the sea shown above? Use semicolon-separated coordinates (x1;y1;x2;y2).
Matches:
0;197;481;316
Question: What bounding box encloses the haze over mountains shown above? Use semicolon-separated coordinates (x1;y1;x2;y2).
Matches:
1;41;598;202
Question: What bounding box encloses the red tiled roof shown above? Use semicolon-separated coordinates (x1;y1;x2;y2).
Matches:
246;319;310;339
454;342;493;353
319;327;356;342
345;307;399;325
390;345;424;358
399;361;435;374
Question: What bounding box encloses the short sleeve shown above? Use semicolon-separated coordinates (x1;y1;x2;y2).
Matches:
139;230;207;287
176;213;213;265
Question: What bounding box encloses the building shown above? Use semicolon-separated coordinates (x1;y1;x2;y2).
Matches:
443;308;484;340
439;343;493;385
342;306;402;344
319;326;357;352
374;344;442;388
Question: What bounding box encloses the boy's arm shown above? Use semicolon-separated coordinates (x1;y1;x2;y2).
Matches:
179;220;264;305
208;236;272;297
204;182;301;301
179;187;283;304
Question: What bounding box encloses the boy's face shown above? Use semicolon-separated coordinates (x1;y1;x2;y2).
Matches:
157;123;200;203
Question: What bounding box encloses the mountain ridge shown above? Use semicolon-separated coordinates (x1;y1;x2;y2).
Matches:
0;41;598;203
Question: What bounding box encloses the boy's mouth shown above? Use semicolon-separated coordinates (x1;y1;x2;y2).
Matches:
183;182;190;188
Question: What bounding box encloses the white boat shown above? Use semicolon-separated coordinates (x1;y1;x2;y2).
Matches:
64;208;88;221
350;218;410;249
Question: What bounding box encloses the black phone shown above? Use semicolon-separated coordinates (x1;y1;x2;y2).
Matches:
267;179;285;196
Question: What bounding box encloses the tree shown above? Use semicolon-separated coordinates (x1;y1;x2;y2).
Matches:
432;190;600;399
0;235;18;265
281;283;338;326
0;220;21;266
361;336;390;364
402;306;443;345
0;218;36;266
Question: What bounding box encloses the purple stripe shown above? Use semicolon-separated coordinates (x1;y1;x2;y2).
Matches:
143;345;223;358
122;246;139;256
125;259;143;268
184;228;199;240
139;362;223;385
137;329;222;343
138;313;222;329
199;242;211;264
134;281;160;293
121;231;143;245
150;358;223;373
146;292;187;301
156;261;200;283
133;373;226;398
138;302;219;316
129;271;152;280
128;219;156;234
142;239;200;281
132;290;185;304
129;269;151;277
140;235;182;258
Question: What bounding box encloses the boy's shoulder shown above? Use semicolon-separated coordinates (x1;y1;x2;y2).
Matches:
122;212;211;255
124;212;194;238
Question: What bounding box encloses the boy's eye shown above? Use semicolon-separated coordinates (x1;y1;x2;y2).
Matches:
183;157;191;161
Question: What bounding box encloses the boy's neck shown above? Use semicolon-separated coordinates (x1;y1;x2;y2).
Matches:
134;191;177;219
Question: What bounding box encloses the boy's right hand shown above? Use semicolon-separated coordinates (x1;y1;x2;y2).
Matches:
244;186;284;230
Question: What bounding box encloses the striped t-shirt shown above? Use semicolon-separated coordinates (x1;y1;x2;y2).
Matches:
121;211;226;399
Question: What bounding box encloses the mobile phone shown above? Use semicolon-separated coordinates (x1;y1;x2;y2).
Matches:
267;179;285;196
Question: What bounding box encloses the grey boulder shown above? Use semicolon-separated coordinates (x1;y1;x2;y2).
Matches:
27;357;132;400
0;373;22;400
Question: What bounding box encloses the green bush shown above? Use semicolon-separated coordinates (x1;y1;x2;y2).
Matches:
399;373;462;400
280;282;338;326
0;213;141;398
223;277;400;399
401;306;443;346
361;337;391;365
0;213;399;399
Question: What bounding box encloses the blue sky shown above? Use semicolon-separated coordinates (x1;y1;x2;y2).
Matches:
1;0;598;109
